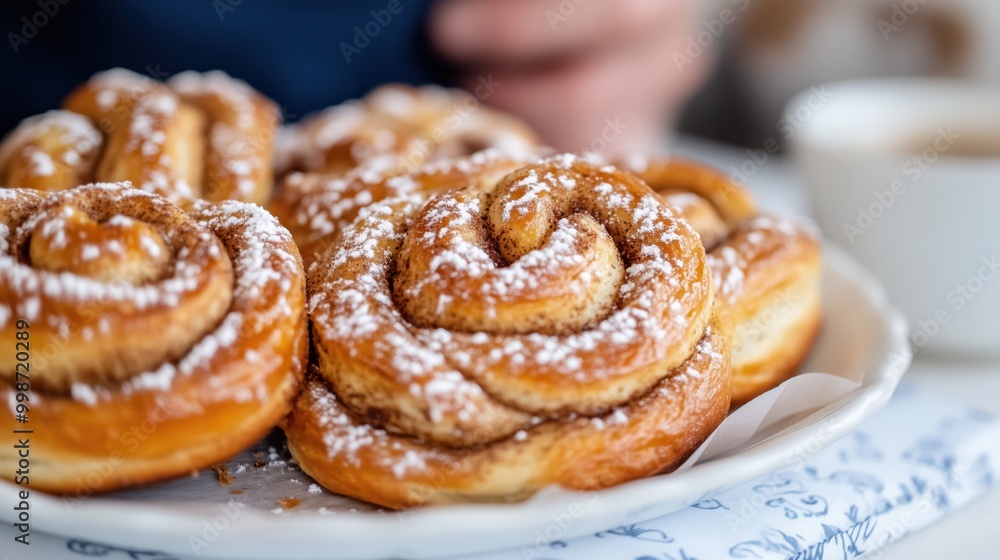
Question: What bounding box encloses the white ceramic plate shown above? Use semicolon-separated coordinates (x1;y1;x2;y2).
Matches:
0;246;910;560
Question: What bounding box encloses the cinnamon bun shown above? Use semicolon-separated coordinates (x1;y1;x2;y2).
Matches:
269;85;542;260
0;182;307;494
627;157;822;405
274;83;540;178
0;69;279;206
286;154;731;507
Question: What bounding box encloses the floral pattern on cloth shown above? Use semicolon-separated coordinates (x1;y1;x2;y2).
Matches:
4;383;997;560
480;383;998;560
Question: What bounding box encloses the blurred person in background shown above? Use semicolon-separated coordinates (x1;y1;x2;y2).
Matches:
0;0;711;156
2;0;996;153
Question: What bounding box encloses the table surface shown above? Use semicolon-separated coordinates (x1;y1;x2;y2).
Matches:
670;136;1000;559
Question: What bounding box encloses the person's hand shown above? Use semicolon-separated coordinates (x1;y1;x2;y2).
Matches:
428;0;711;155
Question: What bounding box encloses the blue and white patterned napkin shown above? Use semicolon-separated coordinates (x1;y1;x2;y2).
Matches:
472;383;999;560
5;383;998;560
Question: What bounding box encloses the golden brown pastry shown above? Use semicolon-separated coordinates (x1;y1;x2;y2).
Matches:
269;85;542;258
271;150;530;267
0;182;307;494
0;68;279;206
167;70;279;203
285;154;732;508
274;83;541;178
273;99;422;179
0;111;102;193
626;157;822;405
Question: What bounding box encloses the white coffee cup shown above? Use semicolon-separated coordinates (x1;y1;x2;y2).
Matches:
787;78;1000;358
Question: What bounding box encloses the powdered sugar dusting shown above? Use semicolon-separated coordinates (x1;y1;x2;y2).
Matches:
708;214;819;305
274;83;539;184
310;196;509;433
0;184;303;404
277;150;526;260
0;110;102;182
169;70;273;199
308;155;714;455
120;90;195;202
294;317;726;482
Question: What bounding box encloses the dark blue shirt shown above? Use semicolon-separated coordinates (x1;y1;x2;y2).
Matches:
0;0;442;131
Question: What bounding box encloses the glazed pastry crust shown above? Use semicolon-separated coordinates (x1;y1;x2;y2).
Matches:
270;151;531;267
711;217;822;405
0;184;307;494
270;84;542;262
167;70;280;203
287;320;730;508
627;157;822;405
0;68;279;206
0;111;102;192
274;83;541;178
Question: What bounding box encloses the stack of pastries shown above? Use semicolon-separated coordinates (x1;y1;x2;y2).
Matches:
0;70;821;508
